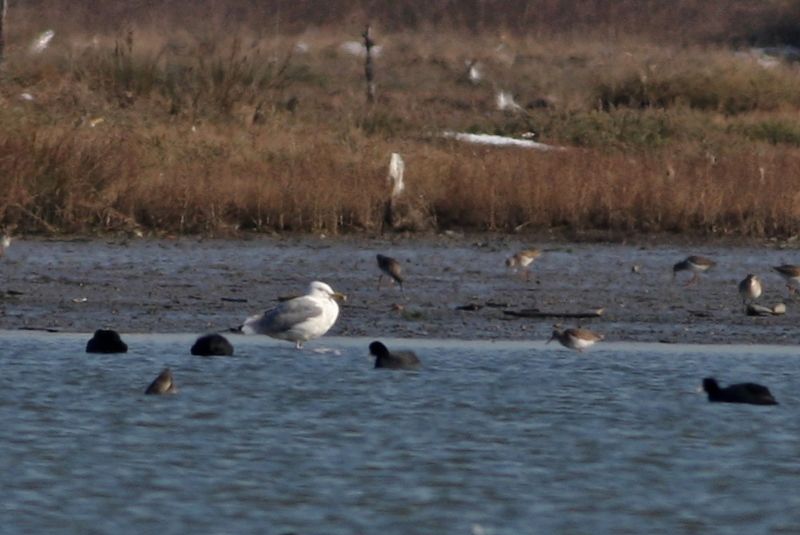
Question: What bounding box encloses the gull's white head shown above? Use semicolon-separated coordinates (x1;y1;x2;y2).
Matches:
1;235;10;249
306;281;347;302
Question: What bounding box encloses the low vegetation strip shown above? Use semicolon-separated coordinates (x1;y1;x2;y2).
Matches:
1;2;800;237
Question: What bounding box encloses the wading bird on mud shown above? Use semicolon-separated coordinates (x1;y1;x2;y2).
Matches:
772;264;800;297
738;274;762;305
376;254;404;294
673;255;716;286
506;249;541;281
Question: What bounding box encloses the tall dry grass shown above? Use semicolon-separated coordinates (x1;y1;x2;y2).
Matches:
1;3;800;237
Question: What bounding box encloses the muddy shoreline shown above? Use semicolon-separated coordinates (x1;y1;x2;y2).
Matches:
1;234;799;345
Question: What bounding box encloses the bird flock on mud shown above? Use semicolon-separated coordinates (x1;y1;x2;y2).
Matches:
0;229;789;405
0;224;788;405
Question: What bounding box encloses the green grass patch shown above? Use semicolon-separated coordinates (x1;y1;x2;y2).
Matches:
735;120;800;146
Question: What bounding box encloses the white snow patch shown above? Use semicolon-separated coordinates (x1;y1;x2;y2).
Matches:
442;131;564;151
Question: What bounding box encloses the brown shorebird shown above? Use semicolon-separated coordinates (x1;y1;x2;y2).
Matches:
376;254;404;293
505;248;542;281
702;377;778;405
738;274;762;305
369;341;421;370
145;368;177;395
547;327;603;352
772;264;800;297
673;255;716;286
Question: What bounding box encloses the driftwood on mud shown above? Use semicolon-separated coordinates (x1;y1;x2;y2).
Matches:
19;326;60;333
456;301;510;311
503;308;605;319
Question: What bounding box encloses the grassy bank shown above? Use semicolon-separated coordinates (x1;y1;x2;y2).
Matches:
2;3;800;237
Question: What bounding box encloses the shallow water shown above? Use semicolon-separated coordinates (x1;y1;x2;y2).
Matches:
2;332;799;534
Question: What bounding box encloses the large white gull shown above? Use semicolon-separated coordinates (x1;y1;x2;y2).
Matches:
242;281;345;349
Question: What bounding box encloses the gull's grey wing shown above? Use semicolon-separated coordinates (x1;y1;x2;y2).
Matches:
255;296;324;334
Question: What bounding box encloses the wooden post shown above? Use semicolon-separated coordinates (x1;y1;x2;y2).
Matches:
362;24;376;103
0;0;7;64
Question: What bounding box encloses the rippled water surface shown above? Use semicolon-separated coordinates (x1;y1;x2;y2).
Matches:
2;332;800;534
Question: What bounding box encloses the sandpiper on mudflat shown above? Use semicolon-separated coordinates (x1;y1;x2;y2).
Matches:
772;264;800;297
506;248;542;281
547;327;603;352
738;274;762;304
376;254;404;293
673;255;716;286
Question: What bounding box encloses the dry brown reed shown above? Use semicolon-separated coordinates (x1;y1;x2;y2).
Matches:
1;2;800;238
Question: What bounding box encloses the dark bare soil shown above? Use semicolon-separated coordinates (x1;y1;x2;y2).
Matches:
2;234;799;345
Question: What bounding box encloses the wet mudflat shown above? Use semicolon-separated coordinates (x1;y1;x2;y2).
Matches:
1;234;799;345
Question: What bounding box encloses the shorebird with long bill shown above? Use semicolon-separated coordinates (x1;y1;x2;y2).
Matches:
673;255;716;286
772;264;800;297
506;248;542;281
376;254;404;294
